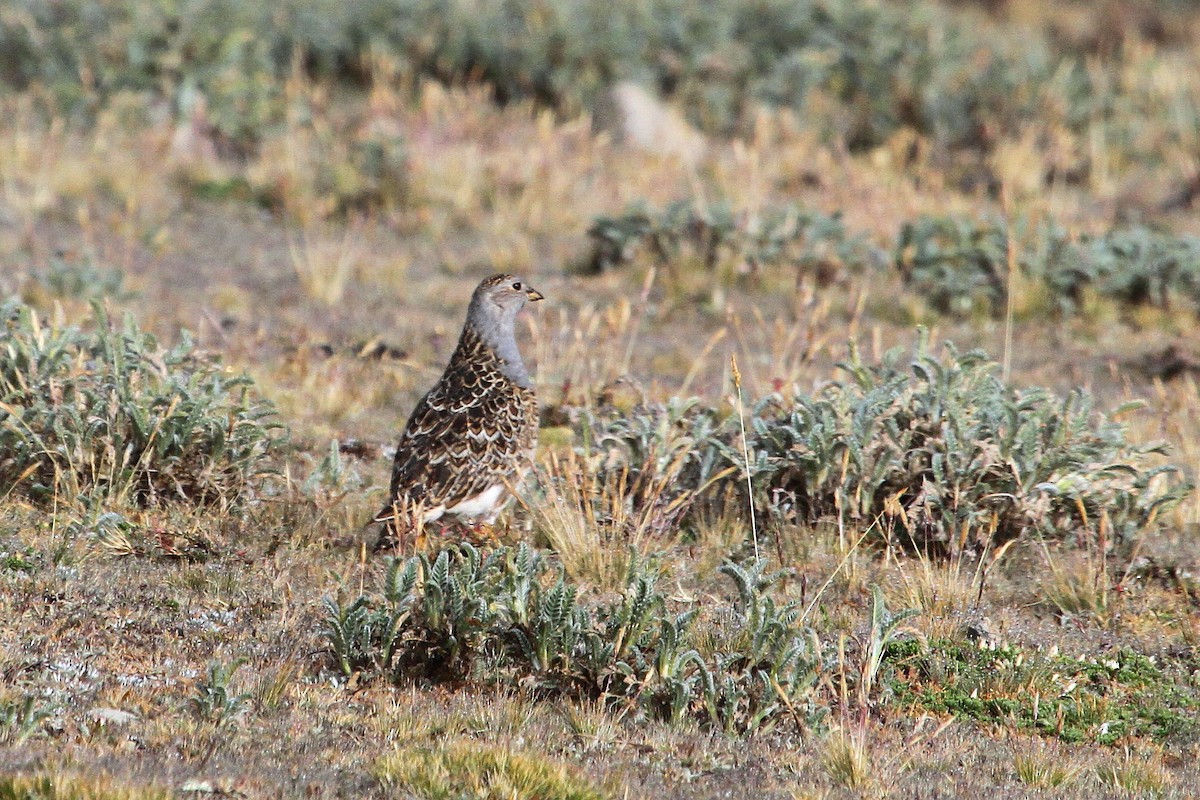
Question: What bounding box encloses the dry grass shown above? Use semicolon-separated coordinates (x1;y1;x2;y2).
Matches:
530;448;686;589
286;216;366;306
1013;747;1086;790
820;727;876;794
1036;539;1112;623
0;771;171;800
557;697;626;754
1096;747;1171;795
375;741;607;800
884;554;981;640
686;490;751;577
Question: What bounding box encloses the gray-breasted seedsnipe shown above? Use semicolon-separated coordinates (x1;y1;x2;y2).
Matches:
374;274;543;549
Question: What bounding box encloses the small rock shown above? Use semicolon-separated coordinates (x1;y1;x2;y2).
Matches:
180;780;217;794
963;617;998;649
89;707;139;726
594;82;707;166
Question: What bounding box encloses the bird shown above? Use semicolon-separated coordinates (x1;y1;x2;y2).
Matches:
373;274;543;550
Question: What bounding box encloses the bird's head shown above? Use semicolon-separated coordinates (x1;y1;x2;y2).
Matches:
473;273;544;320
464;273;543;383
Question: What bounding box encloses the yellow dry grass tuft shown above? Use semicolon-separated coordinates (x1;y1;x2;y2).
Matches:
374;741;606;800
820;727;876;794
0;772;170;800
1013;750;1085;789
529;448;683;589
885;554;980;639
1095;747;1170;795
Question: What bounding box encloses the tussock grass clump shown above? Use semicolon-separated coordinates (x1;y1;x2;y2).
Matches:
1014;750;1084;789
0;773;170;800
1096;748;1170;794
821;727;874;791
1037;546;1113;622
375;741;605;800
530;451;653;589
0;300;283;508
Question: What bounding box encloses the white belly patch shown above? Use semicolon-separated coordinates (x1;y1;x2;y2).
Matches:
445;484;507;521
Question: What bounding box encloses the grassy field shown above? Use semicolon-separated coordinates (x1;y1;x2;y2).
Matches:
2;1;1200;797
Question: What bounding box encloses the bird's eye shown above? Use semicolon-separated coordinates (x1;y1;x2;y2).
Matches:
512;281;522;290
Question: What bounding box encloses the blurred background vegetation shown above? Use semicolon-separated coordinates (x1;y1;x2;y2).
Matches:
4;0;1200;160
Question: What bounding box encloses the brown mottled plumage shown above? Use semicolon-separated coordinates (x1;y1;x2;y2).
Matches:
374;274;542;548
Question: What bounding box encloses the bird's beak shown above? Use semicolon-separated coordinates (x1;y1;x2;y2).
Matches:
526;287;544;302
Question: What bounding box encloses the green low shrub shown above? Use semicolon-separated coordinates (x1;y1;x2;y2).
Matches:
587;198;883;282
894;215;1011;317
581;331;1190;553
887;639;1200;744
746;332;1190;552
895;215;1200;318
21;257;133;305
581;396;730;535
0;300;283;507
323;543;834;734
1042;226;1200;313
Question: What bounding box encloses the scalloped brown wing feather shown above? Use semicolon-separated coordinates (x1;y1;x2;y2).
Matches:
376;326;537;527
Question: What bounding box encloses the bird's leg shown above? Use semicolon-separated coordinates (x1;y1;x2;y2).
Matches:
413;521;451;552
375;500;428;554
465;519;501;547
372;519;398;554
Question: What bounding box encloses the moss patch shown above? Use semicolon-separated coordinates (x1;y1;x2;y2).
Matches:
886;639;1200;744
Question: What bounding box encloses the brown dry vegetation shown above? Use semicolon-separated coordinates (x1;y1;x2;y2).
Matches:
3;1;1200;798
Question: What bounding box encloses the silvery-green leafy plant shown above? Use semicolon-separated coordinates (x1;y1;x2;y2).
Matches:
0;300;283;508
324;544;844;735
